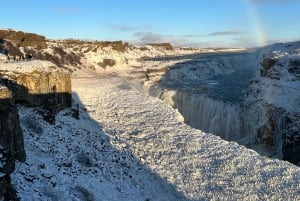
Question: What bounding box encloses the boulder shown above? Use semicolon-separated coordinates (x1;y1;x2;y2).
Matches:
260;58;278;77
99;58;116;68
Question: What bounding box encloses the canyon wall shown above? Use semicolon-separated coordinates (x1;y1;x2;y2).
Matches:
147;46;300;164
0;61;72;198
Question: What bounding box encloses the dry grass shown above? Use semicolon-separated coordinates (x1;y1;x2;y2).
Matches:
0;29;47;49
62;39;128;52
145;43;174;50
32;46;82;68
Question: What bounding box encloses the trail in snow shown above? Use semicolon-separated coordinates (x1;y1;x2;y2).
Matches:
12;70;300;200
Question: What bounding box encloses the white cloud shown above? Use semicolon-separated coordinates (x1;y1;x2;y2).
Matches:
107;24;152;32
133;32;168;44
207;31;245;36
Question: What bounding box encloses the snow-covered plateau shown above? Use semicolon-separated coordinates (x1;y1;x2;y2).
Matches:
0;30;299;200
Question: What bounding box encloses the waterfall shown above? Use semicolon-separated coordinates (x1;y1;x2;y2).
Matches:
149;85;243;141
173;92;242;140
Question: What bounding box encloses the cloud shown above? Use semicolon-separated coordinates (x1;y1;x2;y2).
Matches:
133;32;168;44
180;34;204;38
132;32;206;47
179;31;244;38
207;31;245;37
132;31;249;47
107;24;152;32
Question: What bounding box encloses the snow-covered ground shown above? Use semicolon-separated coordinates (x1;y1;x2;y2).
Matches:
0;60;59;74
12;68;300;200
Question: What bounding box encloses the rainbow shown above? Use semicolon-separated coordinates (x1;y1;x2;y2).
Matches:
244;0;268;47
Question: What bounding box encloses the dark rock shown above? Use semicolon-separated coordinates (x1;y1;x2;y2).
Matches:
282;116;300;164
0;175;19;201
260;58;277;77
0;86;24;199
21;116;43;135
1;69;72;123
77;152;94;167
0;87;25;162
256;105;277;149
71;104;80;120
99;59;116;68
288;60;300;78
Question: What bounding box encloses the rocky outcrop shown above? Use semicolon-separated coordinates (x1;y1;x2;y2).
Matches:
0;85;25;199
288;59;300;79
99;58;116;68
282;114;300;164
0;61;72;198
252;48;300;164
0;63;72;123
260;57;278;79
0;29;47;50
2;71;71;107
257;106;300;164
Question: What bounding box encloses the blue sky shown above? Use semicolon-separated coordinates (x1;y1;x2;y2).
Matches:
1;0;299;47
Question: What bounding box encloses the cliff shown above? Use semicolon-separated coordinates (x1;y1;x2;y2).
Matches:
0;85;24;199
256;47;300;163
0;60;72;123
0;60;72;198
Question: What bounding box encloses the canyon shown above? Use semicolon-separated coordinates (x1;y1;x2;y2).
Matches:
0;29;300;200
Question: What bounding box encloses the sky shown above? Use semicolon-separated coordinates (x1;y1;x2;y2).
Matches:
1;0;300;48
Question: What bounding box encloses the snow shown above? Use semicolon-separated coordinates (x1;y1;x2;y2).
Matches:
12;68;300;200
252;43;300;113
0;60;60;74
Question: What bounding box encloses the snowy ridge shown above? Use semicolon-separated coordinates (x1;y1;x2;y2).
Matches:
0;60;61;74
12;70;300;200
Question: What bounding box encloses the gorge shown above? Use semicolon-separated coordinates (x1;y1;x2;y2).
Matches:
0;29;300;200
144;46;300;164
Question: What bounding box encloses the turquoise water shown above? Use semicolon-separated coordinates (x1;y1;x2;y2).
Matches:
205;66;255;103
160;52;257;103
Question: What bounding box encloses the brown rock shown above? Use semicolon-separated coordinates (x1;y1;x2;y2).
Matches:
260;58;277;77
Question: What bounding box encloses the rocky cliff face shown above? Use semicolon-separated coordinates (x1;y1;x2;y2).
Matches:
143;43;300;165
0;61;72;198
0;61;72;123
0;85;25;199
256;49;300;164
